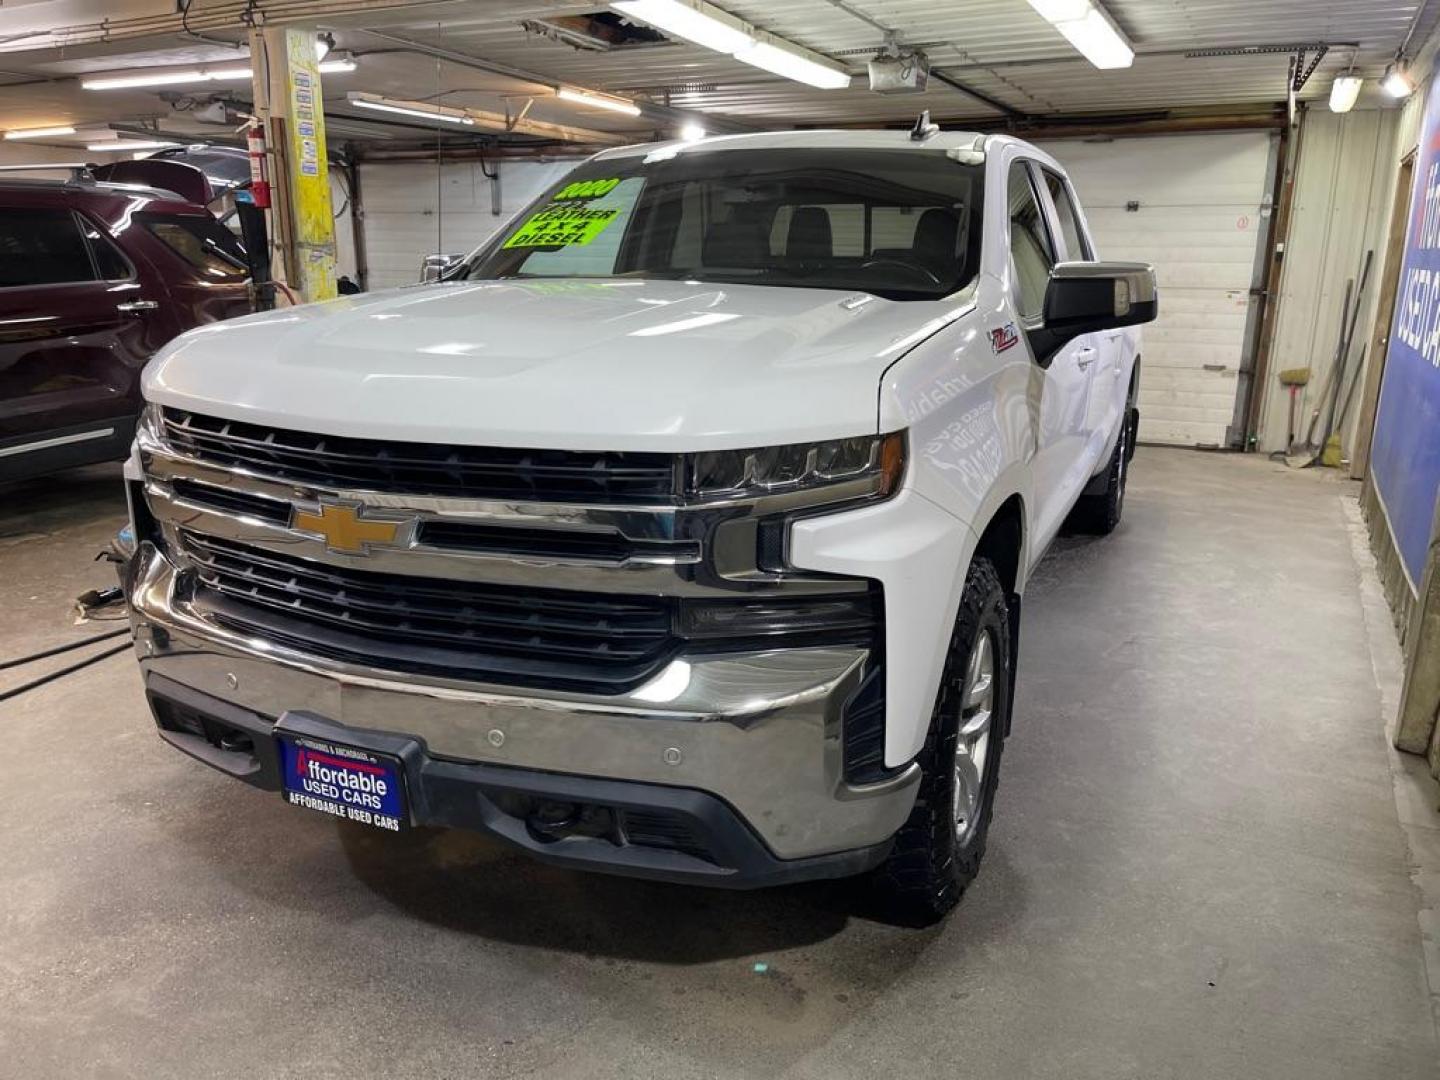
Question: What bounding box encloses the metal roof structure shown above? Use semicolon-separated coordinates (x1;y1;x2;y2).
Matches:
0;1;1433;148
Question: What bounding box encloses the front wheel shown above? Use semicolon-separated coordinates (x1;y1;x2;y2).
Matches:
870;558;1012;926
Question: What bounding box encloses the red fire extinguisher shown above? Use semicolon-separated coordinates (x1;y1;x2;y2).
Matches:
246;122;271;209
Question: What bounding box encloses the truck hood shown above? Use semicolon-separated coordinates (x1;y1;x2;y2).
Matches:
144;278;973;451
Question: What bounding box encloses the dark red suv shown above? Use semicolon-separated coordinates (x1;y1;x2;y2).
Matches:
0;176;252;482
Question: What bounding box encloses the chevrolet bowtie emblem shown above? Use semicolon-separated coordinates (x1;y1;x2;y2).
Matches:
292;502;405;554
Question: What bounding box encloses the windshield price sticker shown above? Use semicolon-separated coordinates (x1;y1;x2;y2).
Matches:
553;177;620;200
503;203;621;249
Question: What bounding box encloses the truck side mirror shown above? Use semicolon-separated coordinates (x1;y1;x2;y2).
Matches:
419;253;463;283
1029;261;1158;365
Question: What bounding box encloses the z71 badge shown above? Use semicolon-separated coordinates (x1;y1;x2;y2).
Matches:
990;322;1019;354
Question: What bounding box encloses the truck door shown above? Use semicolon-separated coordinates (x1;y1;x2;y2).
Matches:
1006;161;1095;548
0;206;157;449
1040;168;1122;451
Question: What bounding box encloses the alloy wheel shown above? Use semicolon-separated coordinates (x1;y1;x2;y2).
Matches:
953;629;996;845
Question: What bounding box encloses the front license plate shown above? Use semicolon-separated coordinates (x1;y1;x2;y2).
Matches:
277;734;406;832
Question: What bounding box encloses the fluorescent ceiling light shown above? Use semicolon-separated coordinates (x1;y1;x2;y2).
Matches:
611;0;752;55
611;0;850;89
83;66;250;90
1382;63;1415;98
316;32;335;62
556;87;642;116
320;56;357;74
1027;0;1093;20
87;140;179;152
1054;8;1134;69
738;39;851;89
679;121;706;140
347;92;475;125
1026;0;1134;70
83;57;356;90
3;125;76;140
1329;75;1363;113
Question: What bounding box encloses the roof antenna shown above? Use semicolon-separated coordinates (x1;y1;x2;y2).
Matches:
910;109;939;142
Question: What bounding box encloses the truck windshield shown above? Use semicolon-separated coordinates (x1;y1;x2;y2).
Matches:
458;148;984;301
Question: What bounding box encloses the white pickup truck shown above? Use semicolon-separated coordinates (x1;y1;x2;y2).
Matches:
124;128;1154;923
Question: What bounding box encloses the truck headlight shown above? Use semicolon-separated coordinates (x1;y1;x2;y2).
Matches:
686;431;905;501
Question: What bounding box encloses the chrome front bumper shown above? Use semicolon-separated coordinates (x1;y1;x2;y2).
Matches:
129;542;920;864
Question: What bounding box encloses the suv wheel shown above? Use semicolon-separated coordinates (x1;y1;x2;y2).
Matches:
870;558;1011;926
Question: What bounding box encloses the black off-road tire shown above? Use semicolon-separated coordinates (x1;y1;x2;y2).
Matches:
869;558;1012;927
1069;408;1134;535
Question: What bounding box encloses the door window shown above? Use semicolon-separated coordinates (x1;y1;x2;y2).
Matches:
79;216;134;281
0;208;96;287
1007;162;1055;320
1043;171;1094;261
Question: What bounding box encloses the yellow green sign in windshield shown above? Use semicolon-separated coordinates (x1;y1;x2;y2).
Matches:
502;203;621;249
501;177;624;249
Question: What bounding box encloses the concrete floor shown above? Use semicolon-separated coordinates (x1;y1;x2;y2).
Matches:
1;448;1437;1079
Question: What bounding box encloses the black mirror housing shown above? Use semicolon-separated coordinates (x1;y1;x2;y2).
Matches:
1029;260;1158;365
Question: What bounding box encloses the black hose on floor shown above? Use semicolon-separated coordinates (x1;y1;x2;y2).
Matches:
0;627;132;672
0;642;132;704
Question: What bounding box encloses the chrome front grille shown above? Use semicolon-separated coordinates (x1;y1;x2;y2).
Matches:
162;408;681;504
139;408;881;695
181;531;680;693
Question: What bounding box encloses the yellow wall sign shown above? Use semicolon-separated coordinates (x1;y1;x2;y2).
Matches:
503;203;621;249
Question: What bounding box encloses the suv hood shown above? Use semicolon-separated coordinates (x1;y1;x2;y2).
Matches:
144;279;971;451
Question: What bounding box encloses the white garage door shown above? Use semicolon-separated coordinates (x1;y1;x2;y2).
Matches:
360;158;585;290
1037;132;1277;447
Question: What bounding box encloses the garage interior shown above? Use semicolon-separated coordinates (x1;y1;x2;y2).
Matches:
3;1;1440;1076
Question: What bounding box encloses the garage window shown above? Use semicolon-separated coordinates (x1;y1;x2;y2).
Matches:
139;213;247;280
0;208;97;287
466;149;984;302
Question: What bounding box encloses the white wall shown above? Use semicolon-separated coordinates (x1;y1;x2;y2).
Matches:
358;157;586;290
1260;108;1400;455
329;168;357;284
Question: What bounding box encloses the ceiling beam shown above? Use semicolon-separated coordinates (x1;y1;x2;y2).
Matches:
930;69;1029;121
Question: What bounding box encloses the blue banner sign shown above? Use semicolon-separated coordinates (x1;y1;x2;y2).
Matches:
1373;62;1440;590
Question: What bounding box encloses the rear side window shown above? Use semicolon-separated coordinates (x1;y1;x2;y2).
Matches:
0;208;95;287
1007;162;1055;320
1043;171;1094;261
139;213;247;280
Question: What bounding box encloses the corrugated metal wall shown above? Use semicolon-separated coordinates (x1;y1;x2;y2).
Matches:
1261;109;1400;456
359;158;585;290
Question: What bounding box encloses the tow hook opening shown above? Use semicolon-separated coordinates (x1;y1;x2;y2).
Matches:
526;800;583;840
